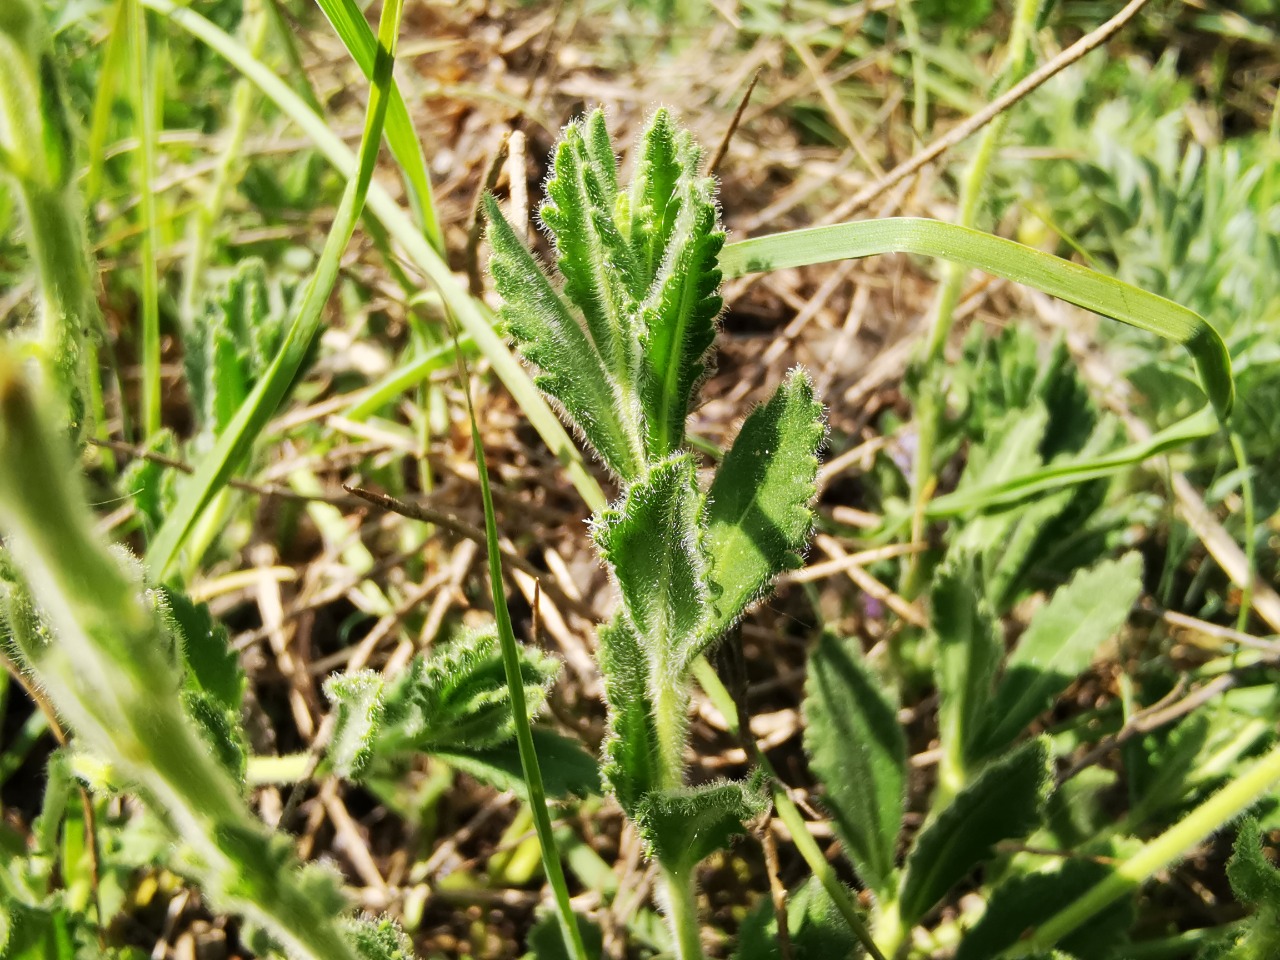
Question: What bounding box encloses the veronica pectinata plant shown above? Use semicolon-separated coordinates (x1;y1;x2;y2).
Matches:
484;109;825;959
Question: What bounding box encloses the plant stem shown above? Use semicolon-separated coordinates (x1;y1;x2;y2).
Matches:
661;866;705;960
1005;742;1280;957
128;0;162;438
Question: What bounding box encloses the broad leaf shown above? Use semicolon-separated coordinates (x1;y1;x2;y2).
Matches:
804;634;906;898
931;558;1002;780
897;738;1051;927
435;729;600;801
634;776;769;875
735;877;863;960
524;909;604;960
594;454;709;679
485;192;644;479
323;670;385;781
597;614;660;815
975;553;1143;758
702;369;824;646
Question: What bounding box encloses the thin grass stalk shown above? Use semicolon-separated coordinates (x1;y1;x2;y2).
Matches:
455;341;590;960
902;0;1040;602
127;0;163;438
141;0;607;513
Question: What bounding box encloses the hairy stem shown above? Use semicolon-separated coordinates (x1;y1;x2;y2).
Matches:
661;866;705;960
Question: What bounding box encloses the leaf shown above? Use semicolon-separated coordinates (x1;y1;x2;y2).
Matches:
485;192;644;480
634;775;769;875
625;109;685;284
524;910;604;960
540;111;643;376
636;120;724;460
597;614;660;815
975;553;1143;758
162;587;244;712
377;631;559;755
344;916;414;960
435;729;600;801
735;877;863;960
803;634;906;898
702;369;824;645
931;558;1002;780
955;857;1134;960
1227;819;1280;906
323;670;385;781
897;738;1051;927
594;455;709;682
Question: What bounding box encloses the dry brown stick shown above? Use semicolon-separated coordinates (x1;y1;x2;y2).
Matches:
707;66;764;177
345;484;595;621
761;821;795;960
820;0;1154;223
465;131;513;297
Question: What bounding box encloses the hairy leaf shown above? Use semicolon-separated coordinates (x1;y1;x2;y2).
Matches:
625;109;685;284
735;877;863;960
345;916;414;960
378;631;559;754
804;634;906;898
594;454;710;682
702;369;824;646
485;192;643;479
323;670;385;781
634;775;769;875
931;558;1002;779
976;553;1143;758
163;587;244;713
597;614;660;814
898;738;1051;926
540;112;642;374
636;123;723;459
435;729;600;801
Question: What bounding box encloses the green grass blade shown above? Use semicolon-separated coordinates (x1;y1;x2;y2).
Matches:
127;0;162;438
312;0;443;254
142;0;606;514
84;0;128;204
720;217;1234;417
144;0;405;577
456;344;590;960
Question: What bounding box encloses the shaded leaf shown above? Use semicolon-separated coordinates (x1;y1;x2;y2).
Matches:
898;738;1051;926
163;587;244;712
735;877;863;960
345;916;413;960
597;614;660;814
702;369;824;645
524;909;604;960
634;775;769;875
437;729;600;801
976;553;1142;758
803;634;905;898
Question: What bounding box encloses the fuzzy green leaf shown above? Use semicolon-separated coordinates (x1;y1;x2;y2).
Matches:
597;614;661;815
594;454;710;680
637;142;723;460
162;587;244;713
803;634;906;898
898;738;1051;926
625;109;685;283
345;916;414;960
975;553;1143;758
540;112;642;374
931;558;1002;777
702;369;824;645
435;729;600;801
735;877;863;960
634;776;769;875
1228;819;1280;906
377;631;559;755
323;670;385;781
485;192;643;479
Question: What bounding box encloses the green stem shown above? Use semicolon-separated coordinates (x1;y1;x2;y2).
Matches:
128;0;162;438
661;866;705;960
1006;742;1280;957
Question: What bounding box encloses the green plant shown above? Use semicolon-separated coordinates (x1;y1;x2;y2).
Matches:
485;107;827;959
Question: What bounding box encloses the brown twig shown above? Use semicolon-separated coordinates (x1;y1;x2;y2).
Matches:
707;67;763;177
821;0;1154;223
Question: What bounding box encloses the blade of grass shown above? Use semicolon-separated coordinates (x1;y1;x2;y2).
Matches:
312;0;443;255
144;0;404;577
454;335;589;960
142;0;606;514
127;0;162;438
84;0;129;205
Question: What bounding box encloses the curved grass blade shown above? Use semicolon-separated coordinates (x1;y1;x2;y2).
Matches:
312;0;443;254
720;217;1233;418
145;0;404;576
454;340;590;960
142;0;606;514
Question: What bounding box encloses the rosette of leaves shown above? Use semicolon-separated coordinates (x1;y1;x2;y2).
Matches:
486;109;826;956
